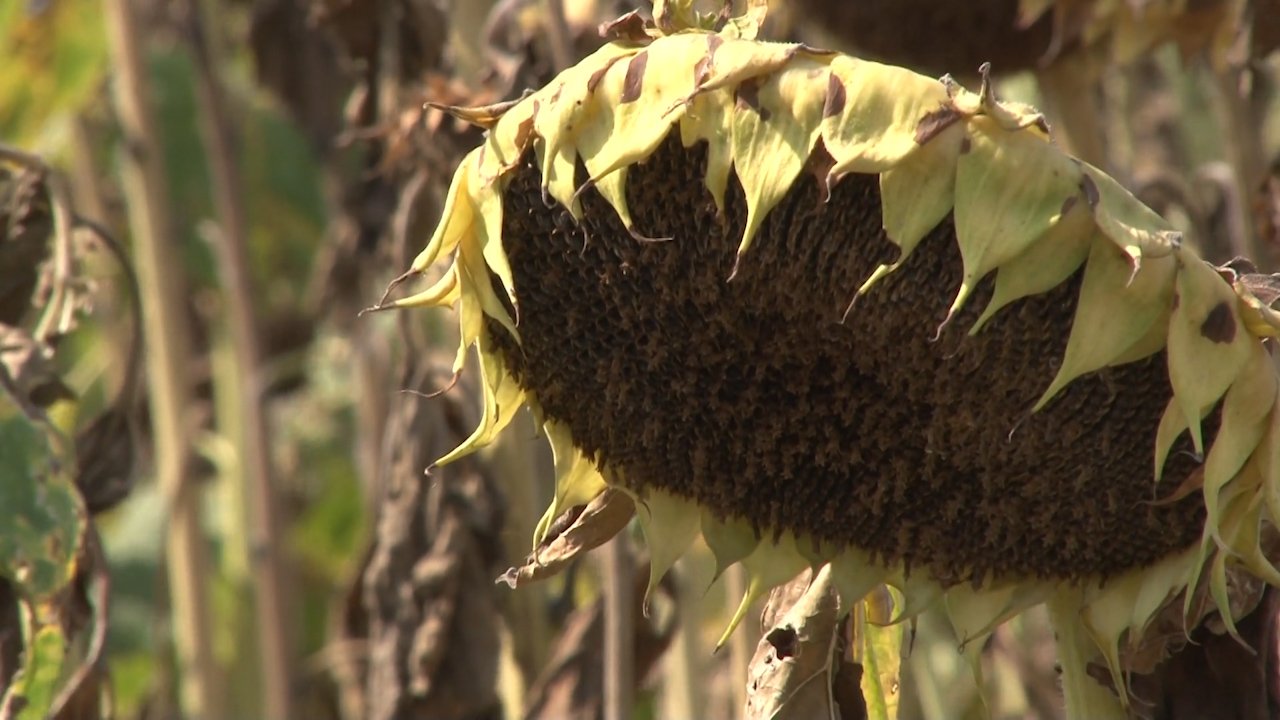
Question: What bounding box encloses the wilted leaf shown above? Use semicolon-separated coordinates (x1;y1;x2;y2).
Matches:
499;488;636;587
746;565;843;720
339;364;508;720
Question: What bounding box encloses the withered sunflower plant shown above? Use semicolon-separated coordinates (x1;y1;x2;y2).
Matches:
784;0;1275;76
371;0;1280;715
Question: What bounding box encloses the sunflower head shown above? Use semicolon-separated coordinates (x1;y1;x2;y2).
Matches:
376;1;1280;714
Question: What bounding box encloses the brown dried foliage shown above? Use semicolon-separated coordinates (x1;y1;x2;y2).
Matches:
746;568;865;720
786;0;1055;75
523;558;675;720
338;366;508;720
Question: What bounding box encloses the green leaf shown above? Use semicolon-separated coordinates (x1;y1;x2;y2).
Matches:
947;116;1079;326
859;589;904;720
0;603;68;720
0;416;84;599
0;0;109;147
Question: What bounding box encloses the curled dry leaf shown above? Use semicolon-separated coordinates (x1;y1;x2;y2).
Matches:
0;166;51;326
746;565;850;720
498;488;636;588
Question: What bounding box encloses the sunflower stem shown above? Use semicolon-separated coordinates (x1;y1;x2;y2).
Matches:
1034;53;1109;170
660;561;702;720
1207;65;1266;263
182;1;295;716
603;532;634;720
103;0;224;715
1046;593;1127;720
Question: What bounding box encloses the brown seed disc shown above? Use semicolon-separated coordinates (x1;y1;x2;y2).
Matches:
487;134;1208;585
785;0;1055;76
1256;0;1280;57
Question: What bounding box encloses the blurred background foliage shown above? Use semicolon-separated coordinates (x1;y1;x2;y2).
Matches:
0;0;1278;719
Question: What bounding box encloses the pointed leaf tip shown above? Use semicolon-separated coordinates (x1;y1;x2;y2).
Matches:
1168;256;1256;455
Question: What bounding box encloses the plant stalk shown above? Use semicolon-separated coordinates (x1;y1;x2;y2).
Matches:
181;1;295;717
1045;592;1127;720
660;561;702;720
603;533;634;720
1035;53;1109;170
102;0;224;716
1209;66;1266;262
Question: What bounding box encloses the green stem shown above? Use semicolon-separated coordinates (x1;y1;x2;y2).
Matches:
603;533;635;720
1045;592;1127;720
102;1;224;716
660;561;703;720
181;1;295;716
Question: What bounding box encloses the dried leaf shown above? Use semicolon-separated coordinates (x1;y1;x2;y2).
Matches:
746;566;842;720
340;367;507;720
500;489;636;587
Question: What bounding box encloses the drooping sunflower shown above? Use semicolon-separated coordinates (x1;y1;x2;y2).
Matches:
375;1;1280;715
784;0;1278;75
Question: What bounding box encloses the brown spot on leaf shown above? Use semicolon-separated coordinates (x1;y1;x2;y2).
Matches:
735;78;770;121
620;52;648;104
823;73;846;118
798;43;837;57
694;35;724;89
587;67;610;94
914;104;961;145
598;10;652;44
1200;302;1237;344
959;136;972;154
693;56;713;89
1080;173;1100;209
807;144;837;204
